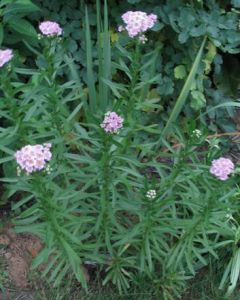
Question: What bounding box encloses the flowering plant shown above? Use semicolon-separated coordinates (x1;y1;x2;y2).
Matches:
119;11;157;43
0;49;13;68
210;157;234;181
0;1;239;298
100;111;124;134
15;143;52;174
39;21;63;36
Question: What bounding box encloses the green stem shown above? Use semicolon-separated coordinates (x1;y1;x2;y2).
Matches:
98;134;113;252
127;42;141;119
42;40;65;136
33;176;62;237
121;42;141;154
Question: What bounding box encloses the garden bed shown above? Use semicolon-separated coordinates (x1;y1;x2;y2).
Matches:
0;0;240;299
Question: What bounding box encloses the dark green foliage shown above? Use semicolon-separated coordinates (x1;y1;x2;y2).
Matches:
0;0;40;46
25;0;240;132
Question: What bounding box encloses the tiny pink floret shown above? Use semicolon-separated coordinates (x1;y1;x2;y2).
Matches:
0;49;13;68
15;143;52;174
120;11;157;38
101;112;124;134
39;21;62;36
210;157;234;181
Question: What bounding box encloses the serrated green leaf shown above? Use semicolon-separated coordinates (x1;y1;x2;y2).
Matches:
174;65;187;79
190;90;206;110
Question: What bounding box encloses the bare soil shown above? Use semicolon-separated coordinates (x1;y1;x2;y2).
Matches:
0;224;42;299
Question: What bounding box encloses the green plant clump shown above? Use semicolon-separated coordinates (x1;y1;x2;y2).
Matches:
0;1;240;299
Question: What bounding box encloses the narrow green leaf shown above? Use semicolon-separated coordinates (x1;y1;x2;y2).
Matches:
0;156;14;164
85;6;97;112
227;249;240;296
101;0;111;109
32;248;52;270
0;24;4;45
59;236;87;289
12;194;34;210
201;100;240;117
219;259;232;290
96;0;103;107
49;259;65;282
67;102;83;122
145;236;153;272
160;36;207;140
102;78;126;98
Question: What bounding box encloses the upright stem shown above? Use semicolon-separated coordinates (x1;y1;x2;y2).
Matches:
33;176;62;238
127;42;141;120
121;42;141;154
42;39;66;137
97;134;113;252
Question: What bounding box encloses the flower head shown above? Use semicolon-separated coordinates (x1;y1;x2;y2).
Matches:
0;49;13;68
139;35;148;44
146;189;156;199
118;25;124;32
120;11;157;38
39;21;62;36
210;157;234;181
191;129;202;139
100;111;124;134
15;143;52;174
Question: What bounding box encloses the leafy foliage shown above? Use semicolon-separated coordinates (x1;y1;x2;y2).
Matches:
26;0;240;134
0;0;39;46
0;0;240;299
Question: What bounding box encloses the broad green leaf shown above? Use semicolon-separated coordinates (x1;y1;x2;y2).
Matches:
3;0;39;19
0;1;13;9
8;19;37;38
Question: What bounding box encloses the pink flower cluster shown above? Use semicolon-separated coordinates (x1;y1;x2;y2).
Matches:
120;11;157;38
210;157;234;181
101;112;124;134
39;21;62;36
0;49;13;68
15;143;52;174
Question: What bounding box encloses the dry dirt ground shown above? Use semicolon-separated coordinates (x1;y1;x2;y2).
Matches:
0;224;42;300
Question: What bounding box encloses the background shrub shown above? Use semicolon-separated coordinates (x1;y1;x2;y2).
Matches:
27;0;240;134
